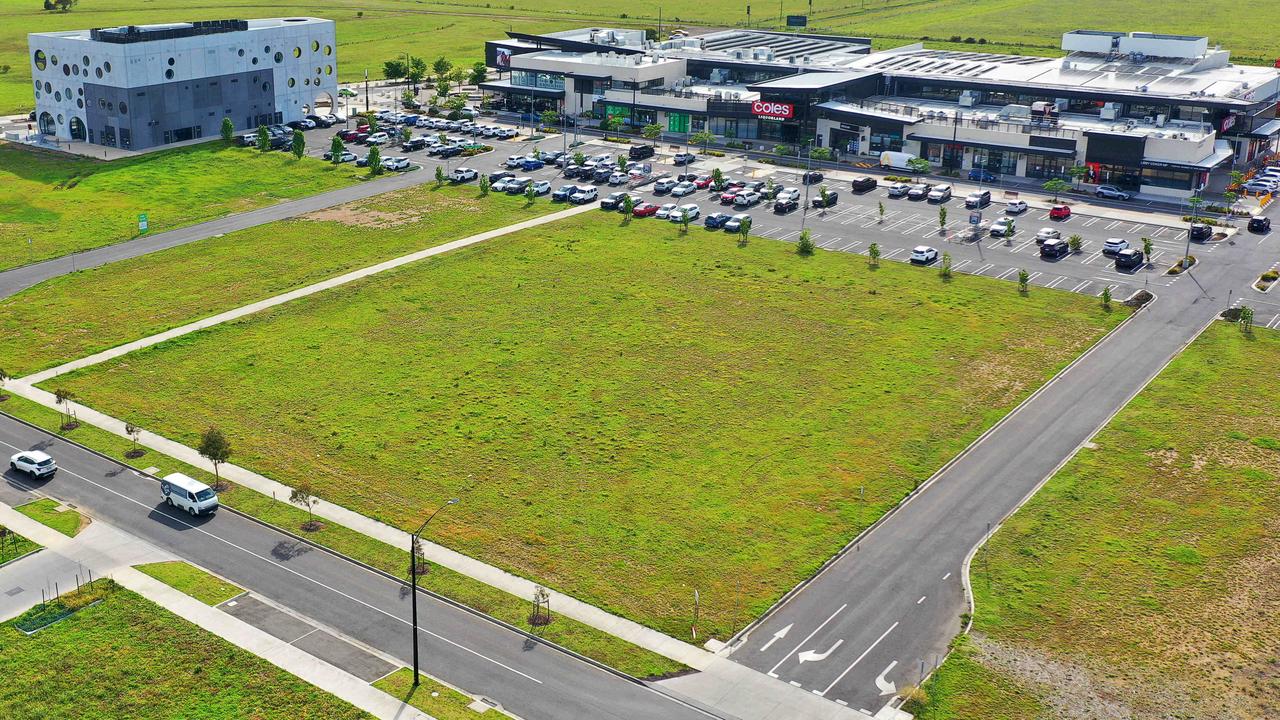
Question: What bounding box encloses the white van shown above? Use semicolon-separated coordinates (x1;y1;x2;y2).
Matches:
880;151;921;171
161;473;219;516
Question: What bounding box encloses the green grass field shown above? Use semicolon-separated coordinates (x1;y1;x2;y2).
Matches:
48;213;1126;639
0;580;371;720
4;0;1274;115
14;497;82;537
0;525;39;564
0;181;558;376
135;561;244;606
374;668;513;720
0;141;362;271
912;322;1280;719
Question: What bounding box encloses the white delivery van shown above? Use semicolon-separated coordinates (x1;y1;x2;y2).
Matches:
161;473;219;516
879;151;921;171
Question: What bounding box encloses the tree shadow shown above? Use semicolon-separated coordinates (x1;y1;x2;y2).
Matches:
270;539;313;561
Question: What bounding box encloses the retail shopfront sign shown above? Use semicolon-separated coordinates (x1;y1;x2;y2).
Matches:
751;101;794;119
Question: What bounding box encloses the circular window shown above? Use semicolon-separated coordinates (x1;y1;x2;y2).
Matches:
57;113;63;124
34;91;40;99
54;91;61;102
293;47;301;58
98;98;106;109
34;50;47;71
44;82;52;94
237;48;245;57
303;78;310;87
77;87;83;96
287;77;295;88
314;76;321;87
165;68;174;79
312;40;320;52
77;98;83;108
82;55;89;66
106;102;114;112
315;66;321;76
95;67;103;78
251;57;259;65
324;44;332;56
104;61;111;73
274;51;283;63
119;101;127;115
325;65;333;76
167;57;175;66
263;45;271;54
50;54;58;65
72;65;80;76
262;82;270;92
63;64;70;76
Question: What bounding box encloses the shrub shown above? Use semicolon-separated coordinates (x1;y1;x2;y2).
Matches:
1263;270;1279;282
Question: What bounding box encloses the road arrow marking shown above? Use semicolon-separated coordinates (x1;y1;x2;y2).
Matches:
759;623;792;652
797;639;844;664
875;661;898;696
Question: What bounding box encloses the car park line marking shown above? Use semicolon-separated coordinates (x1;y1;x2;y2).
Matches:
779;230;801;241
767;604;848;677
884;247;906;259
817;621;899;697
1011;238;1037;253
883;218;913;232
904;222;931;235
952;259;972;272
1046;275;1068;289
1036;212;1050;220
819;237;844;249
0;442;547;685
1072;280;1092;293
1104;220;1123;230
1096;283;1118;297
1128;224;1145;234
916;596;927;605
996;267;1018;280
1149;250;1165;262
975;263;995;274
838;240;863;252
1081;250;1103;265
1172;231;1187;241
1082;217;1100;227
1027;271;1042;283
942;572;952;580
1152;227;1168;237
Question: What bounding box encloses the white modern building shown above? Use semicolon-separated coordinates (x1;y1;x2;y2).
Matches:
28;17;337;150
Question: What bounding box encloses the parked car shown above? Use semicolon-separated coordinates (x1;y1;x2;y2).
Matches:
1048;204;1072;220
629;144;656;160
306;114;333;128
521;158;545;171
990;218;1015;237
161;472;219;516
505;177;534;194
671;181;697;197
1241;180;1278;194
850;175;878;192
812;190;839;208
909;245;939;264
355;154;373;167
704;212;732;228
438;146;462;159
287;119;315;130
608;171;629;186
1095;185;1132;200
927;184;952;202
402;137;428;152
489;169;515;184
733;191;761;208
337;129;360;142
1006;199;1029;214
968;168;996;183
322;150;357;163
670;203;701;222
1189;223;1213;241
490;176;518;192
907;183;932;200
504;155;526;168
672;152;696;165
693;175;714;189
1040;238;1070;259
723;213;752;232
599;191;632;210
365;132;390;145
655;203;680;219
353;132;371;144
551;184;580;201
774;197;798;213
9;450;57;479
1249;216;1272;233
569;186;598;204
593;166;615;183
450;167;478;182
887;182;911;198
529;180;551;195
632;202;661;217
1102;237;1130;255
562;164;584;179
1115;248;1144;270
719;189;741;205
1035;228;1061;244
965;190;992;209
654;177;678;193
800;171;824;185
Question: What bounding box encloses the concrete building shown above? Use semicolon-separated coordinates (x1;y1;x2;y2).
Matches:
28;17;337;151
484;28;1280;198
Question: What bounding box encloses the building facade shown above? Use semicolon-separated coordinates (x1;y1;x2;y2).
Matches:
484;28;1280;198
29;17;337;151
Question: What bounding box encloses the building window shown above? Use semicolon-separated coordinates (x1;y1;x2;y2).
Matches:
103;61;111;73
81;55;89;66
119;101;127;115
252;57;259;65
312;40;320;52
167;57;175;66
33;49;47;71
1140;167;1196;190
274;52;283;63
288;77;295;88
325;65;332;75
293;47;302;58
63;64;70;77
165;69;174;79
1025;153;1072;180
96;67;103;78
510;70;564;91
238;49;245;57
50;54;58;66
324;44;332;56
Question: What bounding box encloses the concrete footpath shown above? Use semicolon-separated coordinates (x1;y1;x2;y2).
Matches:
0;500;432;720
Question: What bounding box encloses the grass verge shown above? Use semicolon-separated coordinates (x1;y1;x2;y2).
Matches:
14;497;83;537
48;212;1127;639
134;561;244;606
0;525;40;564
0;394;684;678
0;579;371;719
373;668;513;720
912;322;1280;719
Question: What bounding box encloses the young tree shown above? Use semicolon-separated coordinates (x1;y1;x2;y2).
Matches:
478;173;490;196
291;129;305;159
1142;237;1154;265
124;421;140;449
434;164;447;186
540;109;560;129
289;480;320;530
765;177;776;204
939;251;952;278
329;135;345;164
1240;305;1255;334
220;117;234;144
1067;164;1088;189
255;124;270;153
449;67;467;90
690;130;715;153
906;157;931;177
642;123;663;145
938;206;948;231
1100;285;1112;309
1223;191;1239;216
572;151;587;167
737;216;752;246
1043;178;1070;201
1188;195;1205;221
1068;234;1083;254
53;388;74;428
523;183;537;205
878;200;885;223
432;56;453;78
797;228;815;256
710;167;725;191
406;55;428;91
1017;268;1030;293
382;59;407;83
616;155;628;173
868;242;881;267
367;144;383;175
197;427;231;491
817;185;831;214
365;114;380;133
679;208;691;234
400;127;412;144
0;367;8;401
621;194;635;219
434;78;451;100
1229;170;1245;189
468;61;488;86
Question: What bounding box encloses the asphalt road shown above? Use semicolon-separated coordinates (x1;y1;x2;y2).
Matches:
0;418;718;720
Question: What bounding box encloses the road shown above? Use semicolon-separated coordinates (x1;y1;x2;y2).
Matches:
0;418;718;720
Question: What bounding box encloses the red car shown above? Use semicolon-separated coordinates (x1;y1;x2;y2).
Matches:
356;123;371;133
632;202;660;217
337;129;359;142
1048;204;1072;220
720;190;741;204
693;175;713;189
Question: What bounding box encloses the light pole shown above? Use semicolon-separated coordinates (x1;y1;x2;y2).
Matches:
410;497;459;686
800;136;817;229
364;69;370;114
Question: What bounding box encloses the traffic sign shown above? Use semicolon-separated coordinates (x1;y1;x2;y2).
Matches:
138;213;149;233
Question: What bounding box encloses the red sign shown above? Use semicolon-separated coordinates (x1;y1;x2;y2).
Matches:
752;101;794;119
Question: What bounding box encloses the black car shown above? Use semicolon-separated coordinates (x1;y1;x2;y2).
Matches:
628;145;656;160
774;198;798;214
563;165;583;178
1188;222;1213;241
801;171;824;185
1249;216;1272;233
1040;238;1070;259
401;137;428;152
438;146;462;158
489;170;515;184
593;166;615;182
811;190;839;209
676;172;699;182
1115;248;1144;270
306;114;333;128
850;175;877;192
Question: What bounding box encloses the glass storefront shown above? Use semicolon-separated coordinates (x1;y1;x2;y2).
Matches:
1140;167;1198;190
971;147;1019;175
1025;153;1073;180
667;112;689;133
870;129;902;153
510;70;565;91
1087;162;1142;189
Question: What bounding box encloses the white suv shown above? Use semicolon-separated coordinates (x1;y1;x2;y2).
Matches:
10;450;57;478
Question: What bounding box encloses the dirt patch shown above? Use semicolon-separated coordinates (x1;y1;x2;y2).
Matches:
301;205;422;229
300;190;483;229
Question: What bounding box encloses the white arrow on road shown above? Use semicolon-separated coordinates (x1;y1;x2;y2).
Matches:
759;623;792;652
875;661;898;696
797;639;844;664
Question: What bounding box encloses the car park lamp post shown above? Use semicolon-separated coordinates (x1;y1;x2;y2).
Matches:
410;497;459;686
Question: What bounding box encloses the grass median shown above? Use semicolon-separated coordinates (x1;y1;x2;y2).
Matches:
46;211;1127;640
0;142;364;271
14;497;83;537
374;668;514;720
0;525;39;564
135;561;244;606
909;322;1280;719
0;180;557;376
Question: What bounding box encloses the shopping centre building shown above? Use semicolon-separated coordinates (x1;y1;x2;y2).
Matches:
484;28;1280;198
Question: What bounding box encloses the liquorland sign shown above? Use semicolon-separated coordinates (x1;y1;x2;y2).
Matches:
751;101;794;119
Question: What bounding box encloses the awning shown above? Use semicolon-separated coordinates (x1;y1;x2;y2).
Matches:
818;101;922;126
1244;118;1280;138
907;134;1076;157
1141;139;1234;171
478;80;565;98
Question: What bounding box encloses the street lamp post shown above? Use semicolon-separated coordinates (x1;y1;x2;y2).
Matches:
409;497;459;686
800;136;817;229
364;69;370;114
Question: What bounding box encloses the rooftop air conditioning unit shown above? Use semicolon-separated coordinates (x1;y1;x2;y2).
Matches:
1142;115;1154;124
1155;113;1167;127
802;55;811;64
1100;102;1120;120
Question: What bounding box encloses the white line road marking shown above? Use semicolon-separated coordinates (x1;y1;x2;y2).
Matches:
903;222;930;235
1128;224;1145;234
838;240;863;252
1152;227;1168;237
760;623;793;652
975;263;995;274
916;595;926;605
819;236;844;248
779;230;801;241
818;621;900;696
797;639;845;664
1046;275;1067;288
1172;231;1187;241
885;247;906;259
1150;250;1165;262
1027;271;1042;283
0;439;545;685
790;681;803;688
767;604;847;676
1011;238;1037;253
1036;212;1050;220
1105;220;1122;230
996;267;1018;280
942;572;952;580
1072;280;1092;293
875;661;899;696
1083;217;1100;227
952;259;972;271
1081;250;1103;265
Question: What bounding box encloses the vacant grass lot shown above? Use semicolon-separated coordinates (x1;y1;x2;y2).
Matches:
0;580;370;720
374;668;513;720
0;525;39;564
50;213;1125;639
14;497;82;537
0;142;362;271
913;322;1280;719
0;182;555;375
135;561;244;606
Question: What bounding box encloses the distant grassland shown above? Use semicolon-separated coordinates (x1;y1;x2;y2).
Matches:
2;0;1274;114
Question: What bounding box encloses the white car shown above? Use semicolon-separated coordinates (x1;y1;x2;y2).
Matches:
655;203;679;219
569;186;598;204
733;191;761;208
887;182;912;198
1006;200;1028;214
670;203;700;222
909;245;939;264
381;156;411;171
1094;184;1132;201
491;177;518;193
723;213;752;232
608;171;629;185
9;450;57;478
1242;180;1279;194
504;154;526;168
530;180;552;195
1102;237;1130;255
1035;227;1061;243
498;128;519;139
990;218;1015;237
907;183;931;200
450;167;478;182
654;177;678;193
323;150;357;163
927;184;952;202
366;132;391;145
671;181;697;197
